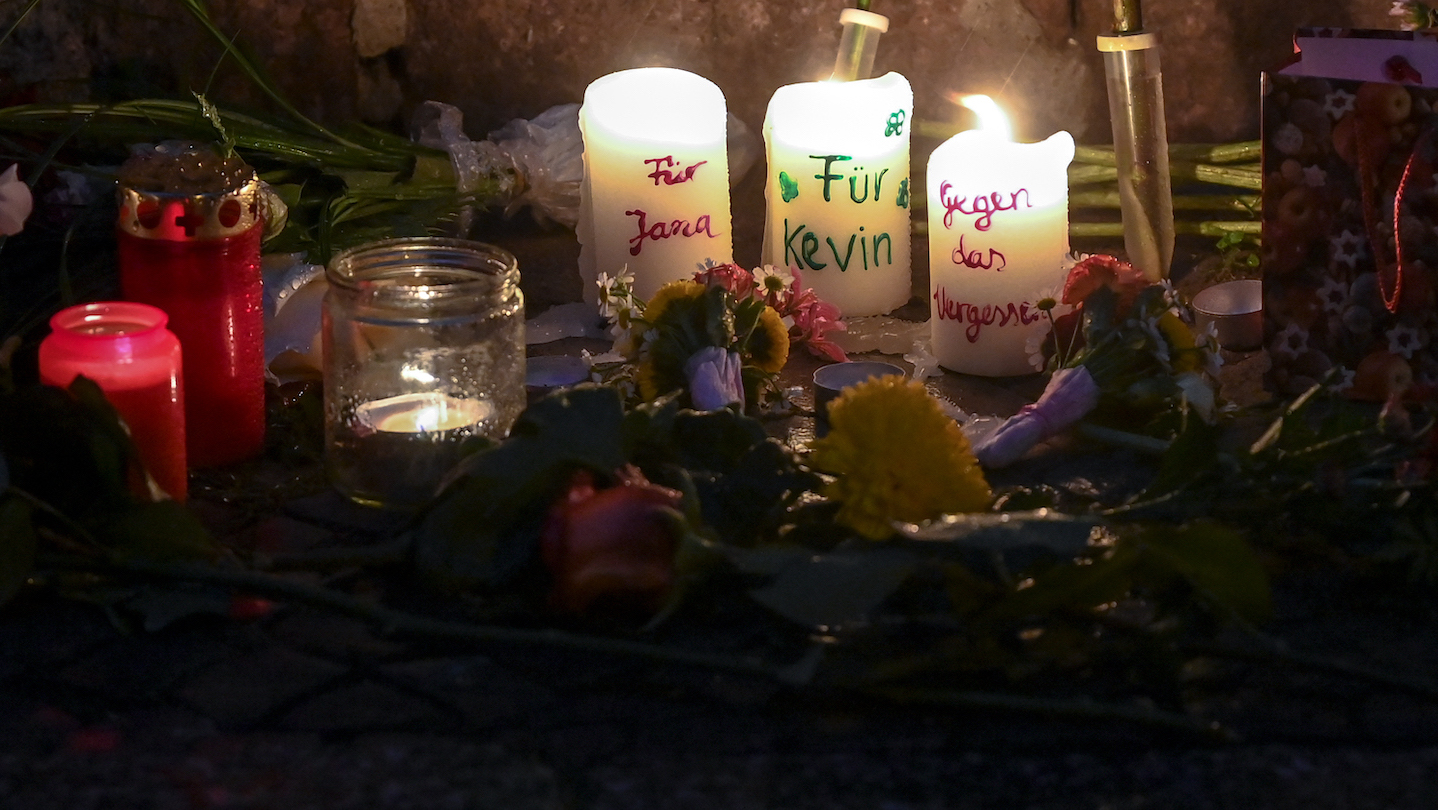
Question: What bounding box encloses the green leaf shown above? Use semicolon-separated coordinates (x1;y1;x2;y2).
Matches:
1134;521;1271;625
1145;408;1221;498
335;169;405;191
1249;382;1323;456
102;501;218;564
902;510;1099;558
0;496;36;606
415;385;632;589
65;376;137;488
749;547;917;630
980;543;1142;625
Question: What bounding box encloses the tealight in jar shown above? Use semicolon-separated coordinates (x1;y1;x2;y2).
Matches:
323;237;526;509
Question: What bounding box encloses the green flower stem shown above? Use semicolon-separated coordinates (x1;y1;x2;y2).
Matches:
1069;221;1261;238
5;485;106;553
1073;141;1261;166
1075;423;1172;455
1184;638;1438;702
0;0;42;53
1071;162;1261;191
1071;189;1259;214
863;686;1233;741
1070;164;1120;186
52;556;792;682
1171;161;1263;191
0;101;427;172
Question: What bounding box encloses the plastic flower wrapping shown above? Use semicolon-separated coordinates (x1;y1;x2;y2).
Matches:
595;262;845;411
973;254;1221;468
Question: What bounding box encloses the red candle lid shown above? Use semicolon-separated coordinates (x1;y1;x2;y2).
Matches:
115;142;262;242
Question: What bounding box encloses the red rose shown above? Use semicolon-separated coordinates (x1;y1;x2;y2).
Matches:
540;466;683;618
1061;254;1147;314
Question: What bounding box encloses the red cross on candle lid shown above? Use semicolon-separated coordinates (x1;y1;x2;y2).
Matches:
115;141;263;242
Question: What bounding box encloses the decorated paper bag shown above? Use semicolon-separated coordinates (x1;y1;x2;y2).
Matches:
1261;28;1438;400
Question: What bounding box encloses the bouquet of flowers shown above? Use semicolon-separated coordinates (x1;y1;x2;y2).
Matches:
596;262;846;411
974;254;1221;467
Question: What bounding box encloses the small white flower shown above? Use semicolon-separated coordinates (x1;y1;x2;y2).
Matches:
1030;282;1071;320
752;264;795;296
0;164;33;236
1024;329;1051;372
1061;250;1092;270
1157;278;1179;308
1317;276;1349;315
1141;315;1172;369
1303;165;1327;188
1386;323;1424;359
1272;322;1309;360
1323;89;1356;119
1198;321;1224;377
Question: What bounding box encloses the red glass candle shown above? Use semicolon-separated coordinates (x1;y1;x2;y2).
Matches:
39;301;188;501
116;144;265;467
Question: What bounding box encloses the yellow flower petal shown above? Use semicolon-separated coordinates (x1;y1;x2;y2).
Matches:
642;280;705;326
749;307;791;374
810;376;991;539
1158;311;1202;373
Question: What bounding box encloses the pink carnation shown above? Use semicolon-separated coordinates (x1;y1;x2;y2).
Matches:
777;267;847;362
694;262;756;300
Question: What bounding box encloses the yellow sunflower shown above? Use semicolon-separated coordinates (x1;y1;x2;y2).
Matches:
810;376;991;539
642;280;706;326
747;306;790;374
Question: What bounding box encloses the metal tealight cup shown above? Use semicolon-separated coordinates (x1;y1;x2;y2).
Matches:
1192;279;1263;352
812;360;905;437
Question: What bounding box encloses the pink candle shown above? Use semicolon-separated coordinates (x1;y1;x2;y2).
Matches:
39;302;188;502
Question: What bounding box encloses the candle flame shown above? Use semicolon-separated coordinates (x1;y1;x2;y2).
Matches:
956;94;1012;142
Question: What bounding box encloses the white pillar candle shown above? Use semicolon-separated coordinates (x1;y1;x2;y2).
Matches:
761;72;913;317
927;96;1075;377
578;67;734;303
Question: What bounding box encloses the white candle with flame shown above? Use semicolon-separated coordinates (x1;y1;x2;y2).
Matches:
578;67;733;302
927;95;1074;377
762;72;913;317
357;392;489;434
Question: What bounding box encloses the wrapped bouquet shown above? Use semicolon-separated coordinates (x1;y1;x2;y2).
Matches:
973;255;1220;467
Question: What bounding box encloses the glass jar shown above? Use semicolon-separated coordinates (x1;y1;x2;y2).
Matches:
38;301;188;501
323;237;526;509
116;142;266;468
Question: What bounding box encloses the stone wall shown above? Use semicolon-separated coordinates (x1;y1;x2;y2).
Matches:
0;0;1395;145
